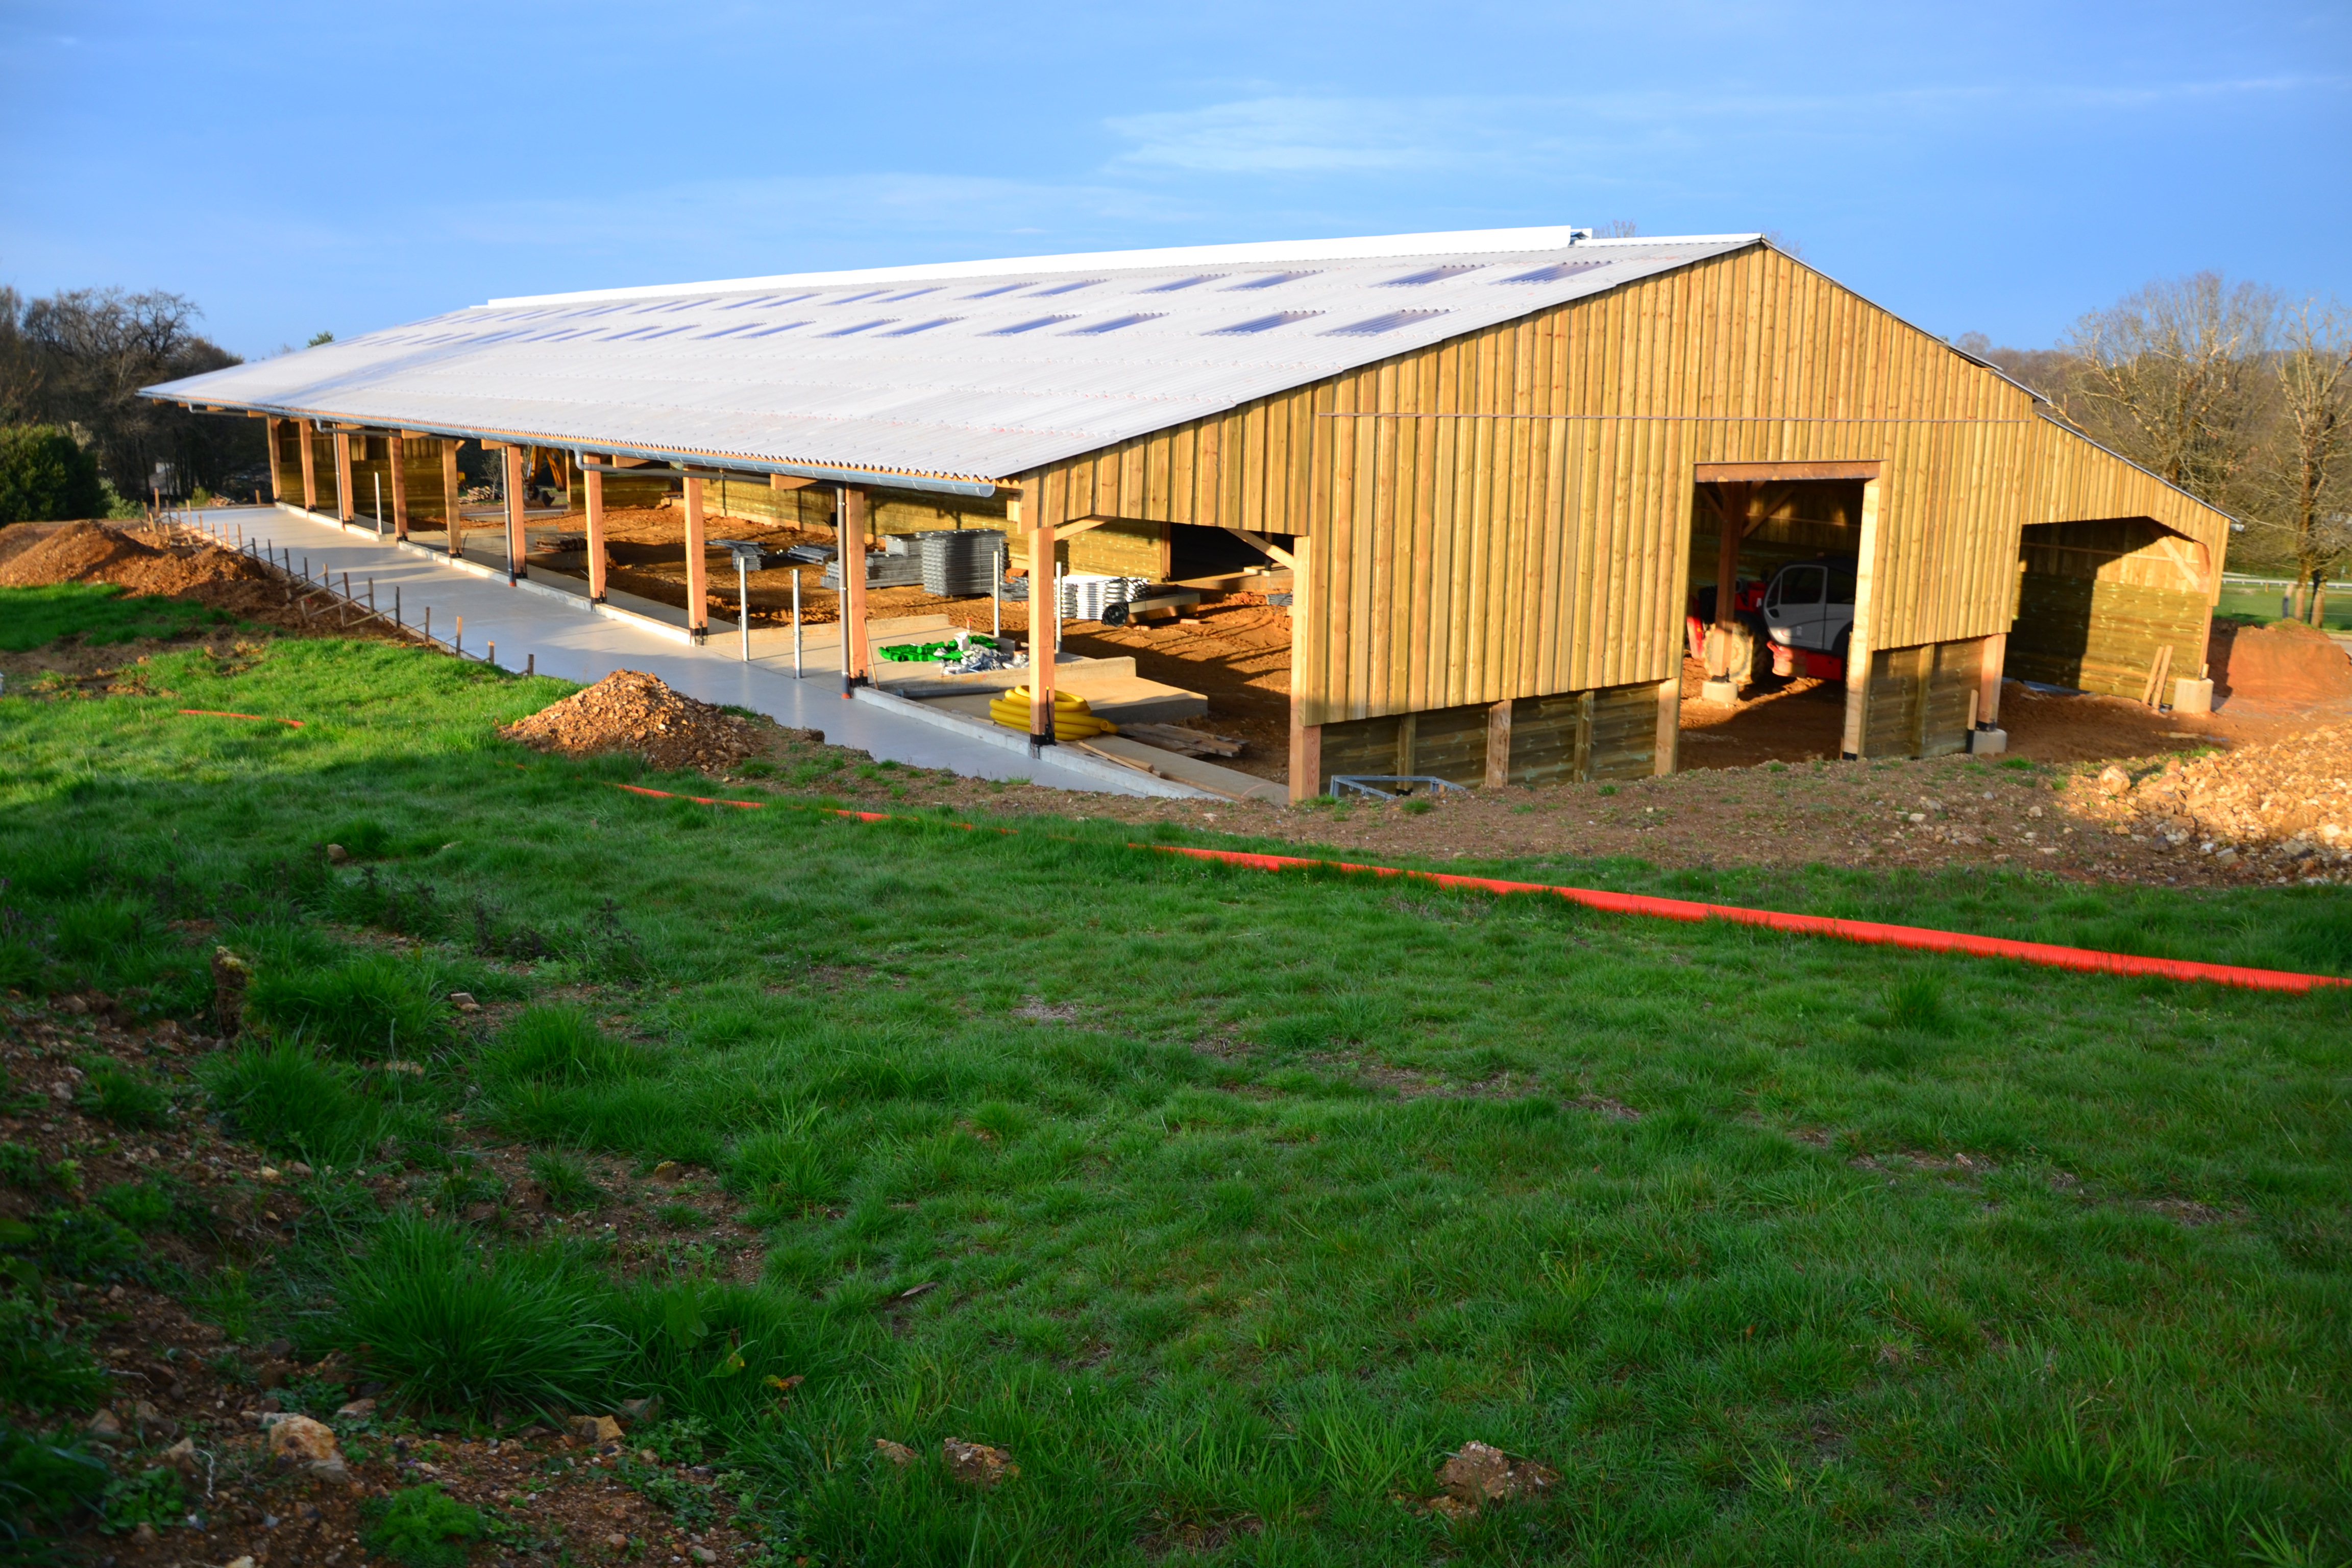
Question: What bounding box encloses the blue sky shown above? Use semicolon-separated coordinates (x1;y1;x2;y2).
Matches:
2;1;2343;359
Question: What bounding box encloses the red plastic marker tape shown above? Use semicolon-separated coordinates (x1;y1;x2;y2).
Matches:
1144;843;2350;996
177;708;304;728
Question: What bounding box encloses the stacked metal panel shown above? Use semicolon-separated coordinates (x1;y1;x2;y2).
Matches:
820;550;924;589
919;529;1007;596
1059;573;1150;620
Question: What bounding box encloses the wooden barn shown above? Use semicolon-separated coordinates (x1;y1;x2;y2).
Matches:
149;227;2235;799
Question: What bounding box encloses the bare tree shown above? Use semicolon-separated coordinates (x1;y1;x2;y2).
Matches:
2242;298;2352;621
2065;272;2277;504
13;288;258;496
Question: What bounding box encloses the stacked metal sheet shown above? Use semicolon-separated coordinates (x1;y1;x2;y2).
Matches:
781;543;835;565
820;550;924;589
1059;573;1150;621
919;529;1007;596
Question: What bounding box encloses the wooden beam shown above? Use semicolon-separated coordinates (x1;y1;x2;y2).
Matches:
441;440;463;557
1694;459;1883;483
1218;524;1296;569
1977;631;2005;728
504;445;528;581
769;473;821;492
684;477;709;636
1653;679;1680;776
839;484;869;688
333;431;356;521
298;420;318;512
1712;480;1750;643
263;418;283;504
584;463;607;602
388;435;410;542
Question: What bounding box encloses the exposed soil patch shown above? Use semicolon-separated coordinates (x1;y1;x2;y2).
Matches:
2211;618;2352;713
499;671;773;773
2063;722;2352;881
0;993;766;1565
0;518;406;641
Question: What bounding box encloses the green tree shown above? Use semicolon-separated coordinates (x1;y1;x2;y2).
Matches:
0;425;105;524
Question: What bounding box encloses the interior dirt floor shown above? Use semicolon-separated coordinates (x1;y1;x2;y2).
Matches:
532;509;1297;780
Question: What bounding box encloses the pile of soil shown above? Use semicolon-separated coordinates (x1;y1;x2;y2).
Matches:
499;670;769;772
2068;723;2352;880
2213;619;2352;711
0;519;299;623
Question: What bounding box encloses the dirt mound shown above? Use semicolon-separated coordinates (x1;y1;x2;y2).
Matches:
499;670;768;772
0;520;162;587
2214;619;2352;712
2072;722;2352;879
0;519;278;597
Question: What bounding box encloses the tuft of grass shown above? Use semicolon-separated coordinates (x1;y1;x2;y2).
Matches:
0;1144;50;1189
1878;973;1949;1033
93;1181;172;1232
0;1423;110;1555
482;1006;656;1088
332;1216;622;1416
526;1150;604;1212
0;1297;109;1414
0;582;234;653
245;951;454;1058
202;1043;395;1166
75;1062;169;1129
360;1483;486;1568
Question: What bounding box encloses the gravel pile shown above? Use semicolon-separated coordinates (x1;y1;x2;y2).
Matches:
497;670;769;772
2078;723;2352;881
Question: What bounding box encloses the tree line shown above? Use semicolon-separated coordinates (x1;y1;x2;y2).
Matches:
0;286;266;520
1960;274;2351;614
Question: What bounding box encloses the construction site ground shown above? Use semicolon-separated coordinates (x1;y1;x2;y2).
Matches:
7;515;2351;891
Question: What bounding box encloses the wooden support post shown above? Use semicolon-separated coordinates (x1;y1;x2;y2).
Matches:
839;484;869;690
334;432;355;522
584;461;607;602
1707;480;1751;690
264;418;283;503
503;446;527;581
1484;699;1512;789
1286;532;1317;801
1020;483;1054;747
1977;631;2006;729
1840;477;1883;759
684;477;709;639
1654;679;1680;776
298;420;318;511
441;440;463;556
1394;713;1418;777
387;435;409;542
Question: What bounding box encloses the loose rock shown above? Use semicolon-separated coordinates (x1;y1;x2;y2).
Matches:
570;1414;623;1444
873;1439;918;1467
942;1437;1018;1489
1436;1440;1559;1506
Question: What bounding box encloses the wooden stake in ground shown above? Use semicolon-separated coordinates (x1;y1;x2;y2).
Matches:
684;477;709;641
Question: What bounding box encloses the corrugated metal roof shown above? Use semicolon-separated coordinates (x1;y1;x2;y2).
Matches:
145;227;1759;489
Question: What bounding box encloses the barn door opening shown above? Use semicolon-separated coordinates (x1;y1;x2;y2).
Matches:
1680;474;1868;766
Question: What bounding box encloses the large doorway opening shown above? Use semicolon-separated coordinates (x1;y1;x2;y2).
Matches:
1680;476;1867;767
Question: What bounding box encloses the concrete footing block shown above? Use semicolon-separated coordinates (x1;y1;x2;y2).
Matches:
1968;727;2008;756
2172;677;2214;715
1699;679;1740;705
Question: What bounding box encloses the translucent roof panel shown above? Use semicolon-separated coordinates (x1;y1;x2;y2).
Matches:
147;227;1759;486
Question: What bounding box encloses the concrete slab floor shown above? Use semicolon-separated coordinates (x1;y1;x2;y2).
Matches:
187;505;1175;798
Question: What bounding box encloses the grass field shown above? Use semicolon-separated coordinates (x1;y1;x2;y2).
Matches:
0;582;240;652
2213;586;2352;633
3;603;2349;1565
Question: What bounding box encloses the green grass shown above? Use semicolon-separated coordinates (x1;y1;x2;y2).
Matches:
3;591;2350;1563
0;582;238;652
2213;586;2352;631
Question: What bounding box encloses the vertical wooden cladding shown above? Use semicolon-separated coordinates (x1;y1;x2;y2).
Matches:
1025;244;2234;730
